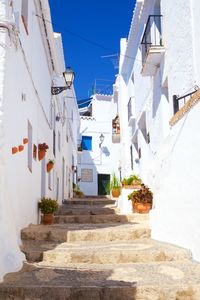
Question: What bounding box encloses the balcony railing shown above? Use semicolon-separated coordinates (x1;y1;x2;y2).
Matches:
141;15;163;64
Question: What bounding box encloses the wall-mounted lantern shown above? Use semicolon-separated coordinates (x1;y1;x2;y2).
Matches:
51;67;75;95
99;133;105;148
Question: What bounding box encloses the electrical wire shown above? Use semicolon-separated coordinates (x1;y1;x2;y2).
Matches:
34;14;158;68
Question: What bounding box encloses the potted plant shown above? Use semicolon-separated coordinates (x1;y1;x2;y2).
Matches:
110;173;121;198
122;174;142;189
73;183;84;198
46;159;55;172
18;145;24;152
38;197;59;225
23;138;28;144
128;184;153;213
77;144;82;152
38;143;49;161
12;147;18;155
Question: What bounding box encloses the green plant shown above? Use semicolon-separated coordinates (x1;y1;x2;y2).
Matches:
128;184;153;204
38;143;49;151
73;184;84;197
110;173;121;189
105;181;111;194
38;198;59;214
48;159;55;164
122;174;142;185
78;144;82;151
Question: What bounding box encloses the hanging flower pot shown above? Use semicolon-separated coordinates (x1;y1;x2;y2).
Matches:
38;143;49;161
18;145;24;152
38;149;46;161
23;138;28;144
46;160;54;173
12;147;18;155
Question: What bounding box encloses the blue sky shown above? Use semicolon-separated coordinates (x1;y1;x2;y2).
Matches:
49;0;135;103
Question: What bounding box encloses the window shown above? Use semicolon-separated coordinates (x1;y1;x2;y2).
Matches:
81;169;93;182
48;172;52;190
71;110;73;122
82;136;92;151
130;146;133;170
50;102;53;129
21;0;28;34
28;121;32;172
147;132;150;144
56;177;59;200
58;131;61;152
138;148;141;159
66;119;68;143
131;73;134;84
66;166;68;186
128;98;132;121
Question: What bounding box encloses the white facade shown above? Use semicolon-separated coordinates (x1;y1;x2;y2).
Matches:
78;94;121;196
117;0;200;261
0;0;79;281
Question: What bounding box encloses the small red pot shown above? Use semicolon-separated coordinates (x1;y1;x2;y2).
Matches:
18;145;24;152
23;138;28;144
46;162;54;173
12;147;18;155
38;149;46;161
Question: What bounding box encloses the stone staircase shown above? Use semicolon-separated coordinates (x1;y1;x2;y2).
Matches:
1;197;200;299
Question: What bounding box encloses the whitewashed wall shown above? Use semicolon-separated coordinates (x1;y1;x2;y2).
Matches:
117;0;200;261
0;0;79;281
78;94;121;196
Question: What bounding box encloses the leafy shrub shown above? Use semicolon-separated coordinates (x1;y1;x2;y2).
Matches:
38;198;59;214
128;184;153;204
73;184;84;197
122;174;142;185
110;173;121;189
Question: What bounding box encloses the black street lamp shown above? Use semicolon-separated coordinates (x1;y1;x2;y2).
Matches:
51;67;75;95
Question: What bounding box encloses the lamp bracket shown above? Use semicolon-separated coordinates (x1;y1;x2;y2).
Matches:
51;86;67;95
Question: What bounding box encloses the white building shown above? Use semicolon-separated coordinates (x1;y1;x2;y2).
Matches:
77;94;121;196
117;0;200;261
0;0;80;281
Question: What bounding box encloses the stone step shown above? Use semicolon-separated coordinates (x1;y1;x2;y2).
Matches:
56;205;118;216
54;213;148;224
63;198;116;205
42;239;191;264
21;239;191;264
1;261;200;300
21;223;150;243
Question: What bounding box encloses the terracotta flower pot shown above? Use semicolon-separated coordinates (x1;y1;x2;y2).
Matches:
111;187;121;198
38;149;46;161
41;213;54;225
23;138;28;144
12;147;18;155
133;202;151;214
18;145;24;152
46;162;54;173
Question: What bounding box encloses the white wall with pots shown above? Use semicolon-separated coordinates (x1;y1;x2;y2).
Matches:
0;0;79;281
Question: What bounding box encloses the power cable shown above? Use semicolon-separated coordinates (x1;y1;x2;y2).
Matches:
34;14;158;68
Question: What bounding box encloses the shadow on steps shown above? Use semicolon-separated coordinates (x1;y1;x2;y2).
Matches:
0;263;137;300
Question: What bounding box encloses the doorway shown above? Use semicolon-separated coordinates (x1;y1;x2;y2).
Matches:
62;158;65;202
98;174;110;195
41;158;46;198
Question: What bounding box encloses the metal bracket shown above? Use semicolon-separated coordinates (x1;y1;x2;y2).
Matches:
51;86;67;95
